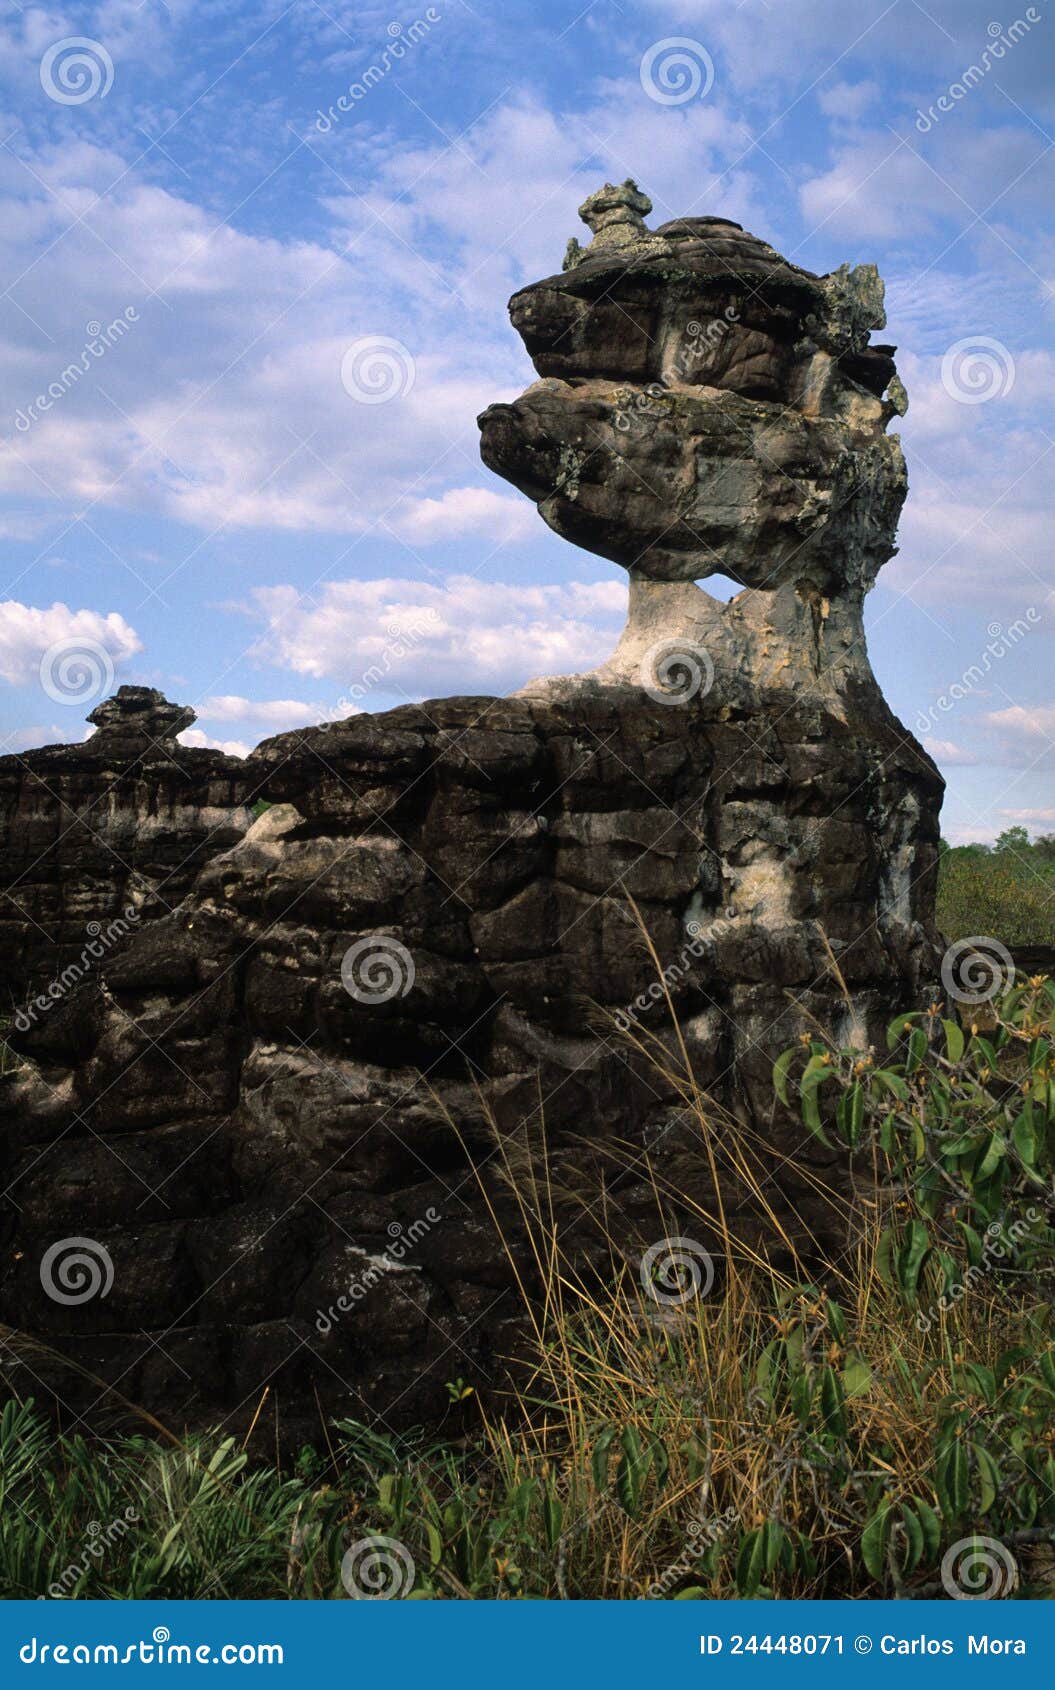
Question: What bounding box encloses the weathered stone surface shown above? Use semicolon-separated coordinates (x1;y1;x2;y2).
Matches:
0;188;943;1447
0;687;254;1003
479;178;909;713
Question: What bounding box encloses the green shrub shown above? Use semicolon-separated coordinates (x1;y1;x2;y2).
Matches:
775;977;1055;1304
937;841;1055;945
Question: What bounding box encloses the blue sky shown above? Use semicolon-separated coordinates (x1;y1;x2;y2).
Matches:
1;0;1053;844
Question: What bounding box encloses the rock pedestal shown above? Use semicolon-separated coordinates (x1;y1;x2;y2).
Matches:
0;688;252;1002
0;187;942;1446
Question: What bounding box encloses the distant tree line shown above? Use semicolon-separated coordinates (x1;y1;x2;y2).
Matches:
940;826;1055;858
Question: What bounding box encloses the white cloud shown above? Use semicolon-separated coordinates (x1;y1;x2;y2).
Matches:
0;722;68;753
245;572;628;695
390;488;537;546
0;136;514;539
817;79;879;120
799;126;1049;242
0;81;773;544
639;0;1055;107
199;694;331;727
178;727;251;759
897;348;1055;443
985;704;1055;740
0;599;142;686
193;696;333;736
923;737;979;766
0;512;55;542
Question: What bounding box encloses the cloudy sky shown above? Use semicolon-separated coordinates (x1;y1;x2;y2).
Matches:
0;0;1053;842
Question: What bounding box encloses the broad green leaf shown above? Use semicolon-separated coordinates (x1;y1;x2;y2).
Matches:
914;1497;941;1561
938;1441;970;1520
976;1131;1007;1181
875;1226;898;1289
906;1027;929;1074
970;1442;1000;1514
874;1070;909;1102
735;1529;765;1597
541;1489;563;1548
760;1519;785;1572
773;1047;797;1106
1012;1111;1038;1170
898;1219;931;1300
860;1502;892;1582
842;1354;872;1398
956;1220;984;1267
819;1365;846;1438
900;1504;924;1575
591;1426;616;1492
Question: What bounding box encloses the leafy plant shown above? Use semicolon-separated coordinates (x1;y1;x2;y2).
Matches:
775;978;1055;1310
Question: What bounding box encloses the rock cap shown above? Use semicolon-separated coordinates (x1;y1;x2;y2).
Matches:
87;685;196;747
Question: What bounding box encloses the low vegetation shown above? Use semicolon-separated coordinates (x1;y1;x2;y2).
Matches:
938;827;1055;947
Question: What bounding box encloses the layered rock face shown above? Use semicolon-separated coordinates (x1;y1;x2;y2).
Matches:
0;185;943;1444
0;688;253;1004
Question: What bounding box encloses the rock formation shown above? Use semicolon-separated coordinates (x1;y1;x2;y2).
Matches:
0;688;252;1002
0;185;942;1447
480;178;909;707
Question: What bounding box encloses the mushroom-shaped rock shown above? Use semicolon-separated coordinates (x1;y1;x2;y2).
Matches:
87;685;196;749
479;184;908;700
